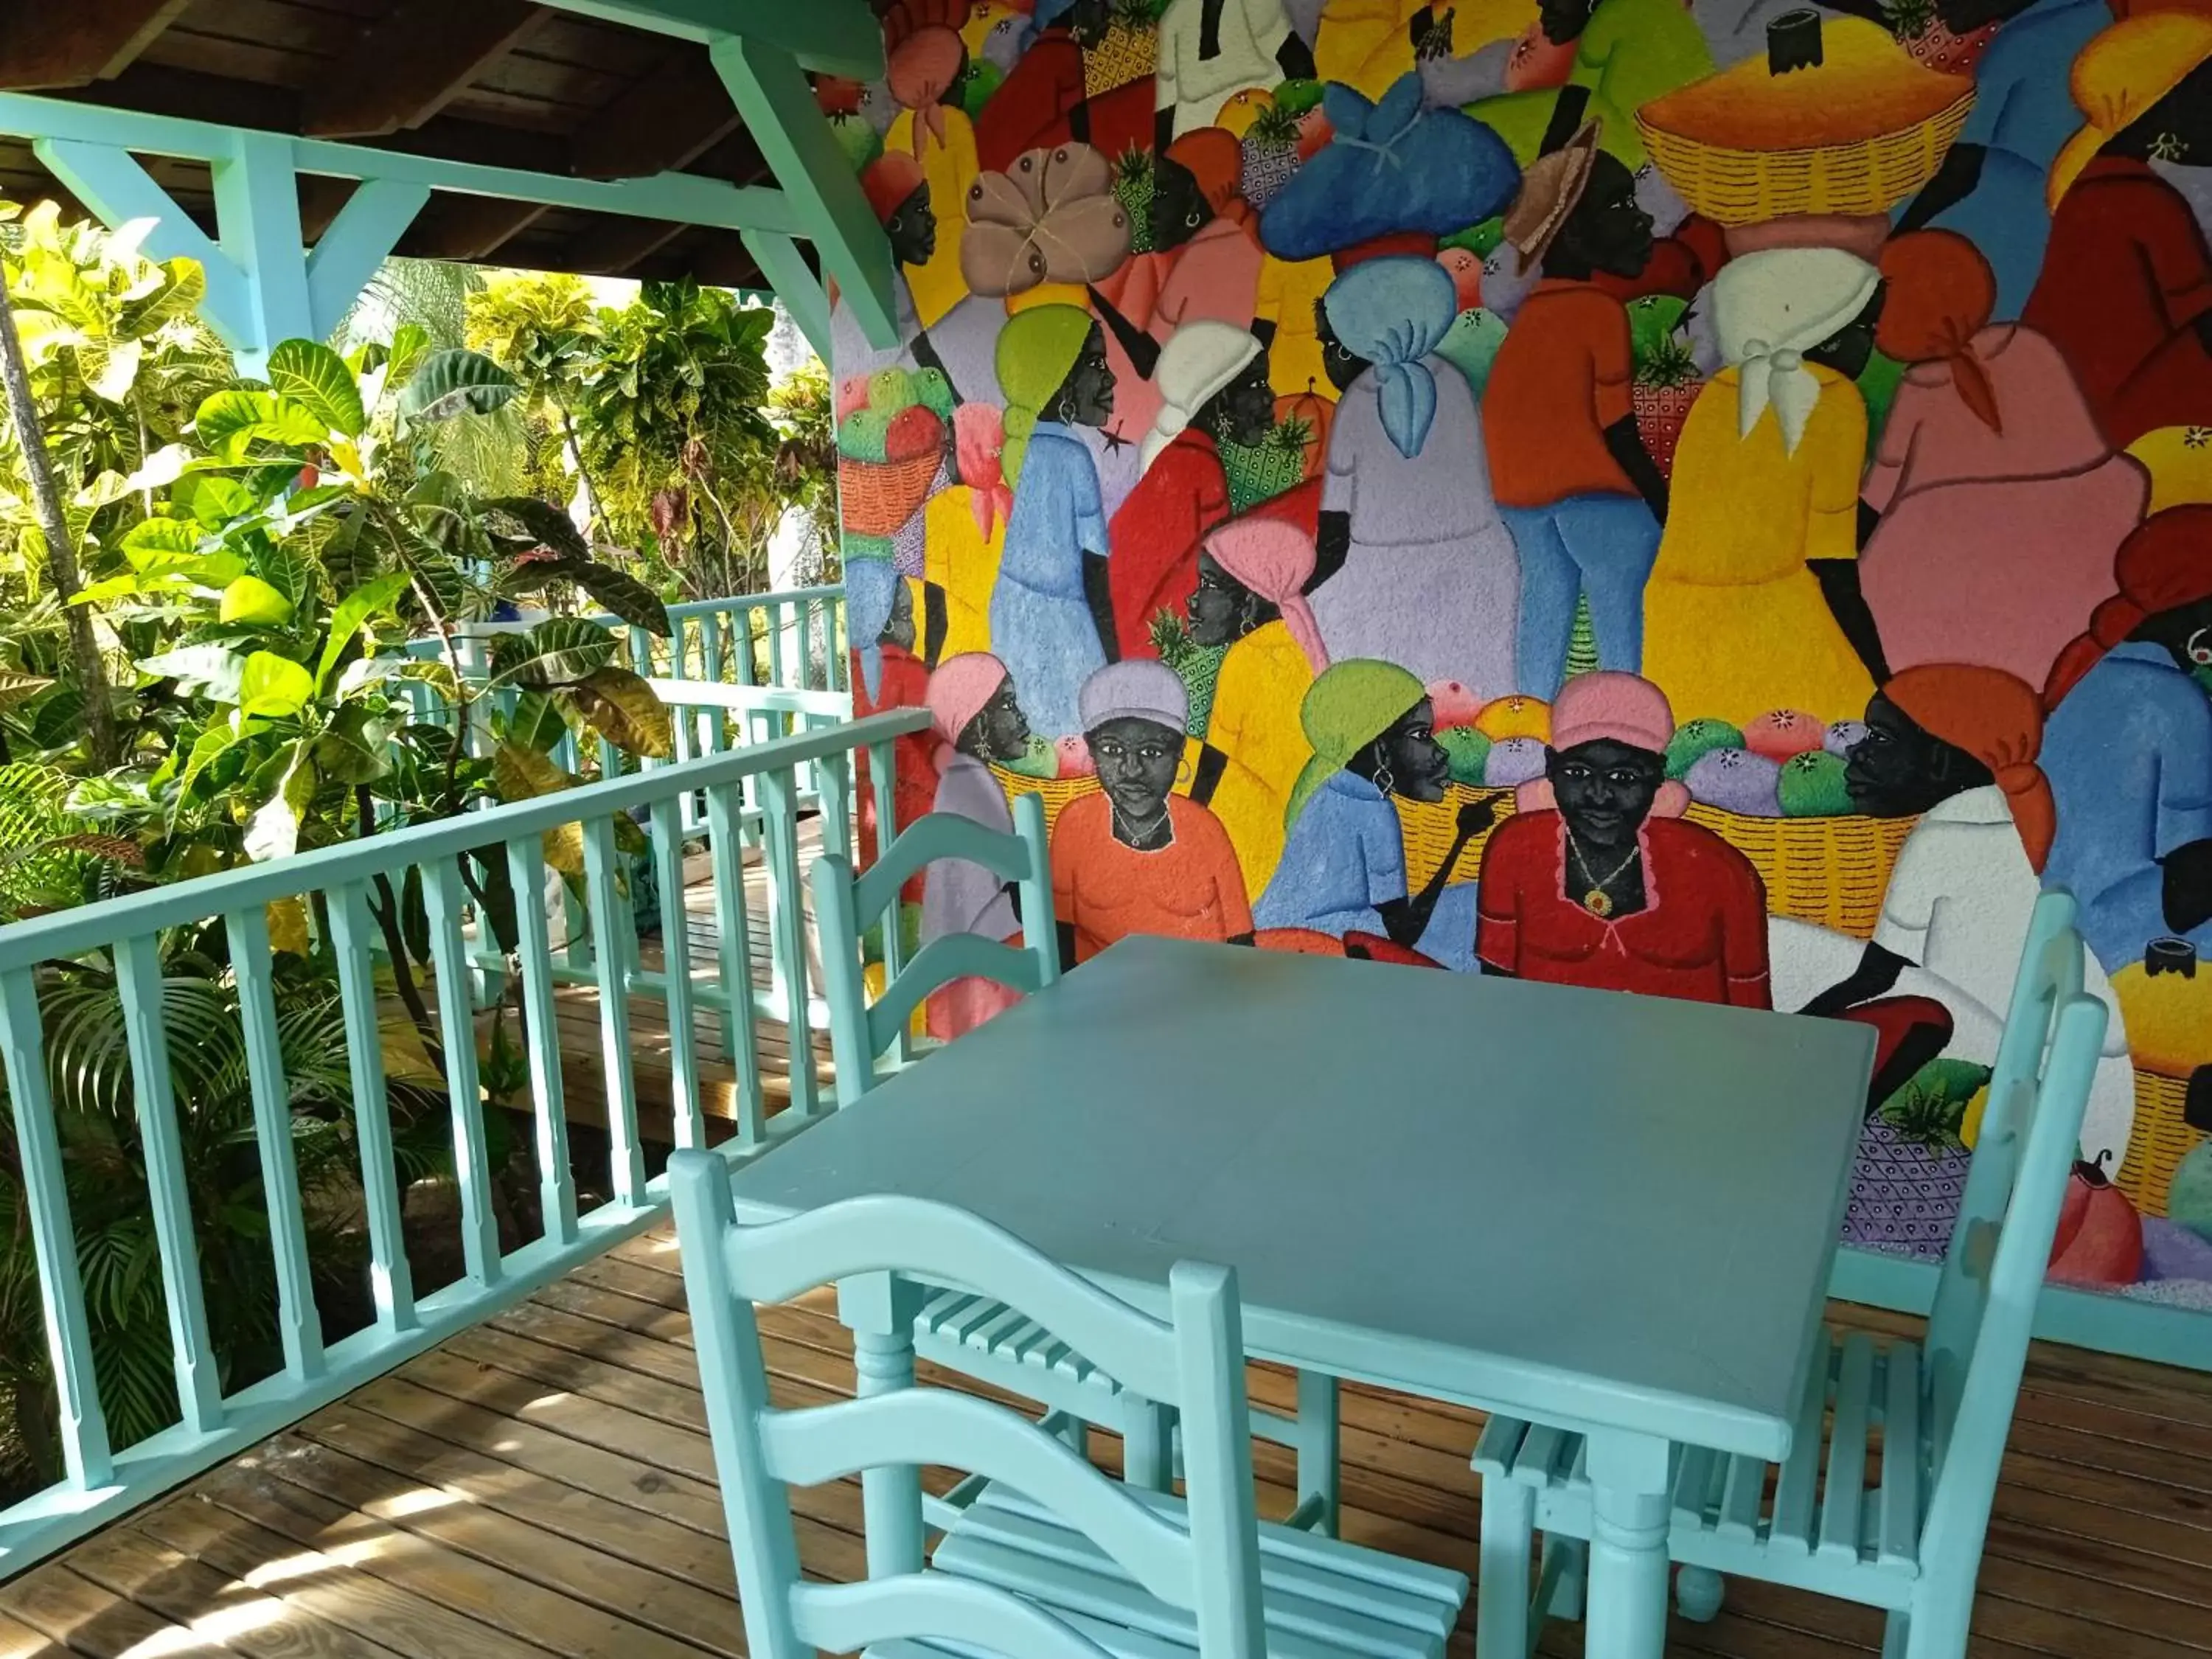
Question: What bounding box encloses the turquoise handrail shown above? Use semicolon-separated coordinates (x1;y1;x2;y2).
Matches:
0;705;923;1582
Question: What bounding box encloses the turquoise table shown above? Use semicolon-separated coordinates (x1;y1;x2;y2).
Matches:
727;936;1876;1659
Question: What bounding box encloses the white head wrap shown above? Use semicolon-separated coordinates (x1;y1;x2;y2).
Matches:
1712;247;1881;456
1141;320;1262;471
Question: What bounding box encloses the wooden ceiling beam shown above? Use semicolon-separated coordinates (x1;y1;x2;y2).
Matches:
563;213;687;275
305;0;550;139
570;49;745;180
402;194;552;262
0;0;192;91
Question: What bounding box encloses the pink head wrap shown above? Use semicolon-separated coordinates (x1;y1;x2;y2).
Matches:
954;403;1012;538
1202;518;1329;673
925;652;1009;762
1516;672;1691;817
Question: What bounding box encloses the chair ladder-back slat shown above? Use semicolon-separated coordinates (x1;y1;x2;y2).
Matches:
501;841;579;1246
706;780;769;1139
651;796;705;1149
582;815;648;1204
422;858;501;1287
1671;1445;1716;1532
1012;793;1060;992
111;934;224;1433
863;737;910;1068
1818;1332;1876;1561
327;881;421;1326
1519;1425;1566;1488
1765;1335;1831;1554
1879;1339;1922;1569
759;765;818;1117
0;967;114;1489
225;905;327;1382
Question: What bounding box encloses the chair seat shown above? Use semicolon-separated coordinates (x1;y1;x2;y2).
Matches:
914;1289;1130;1405
1472;1328;1925;1604
869;1479;1467;1659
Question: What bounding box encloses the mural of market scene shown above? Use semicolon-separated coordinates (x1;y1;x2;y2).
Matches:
828;0;2212;1307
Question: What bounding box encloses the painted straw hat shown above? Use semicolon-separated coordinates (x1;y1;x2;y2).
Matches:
1501;119;1603;264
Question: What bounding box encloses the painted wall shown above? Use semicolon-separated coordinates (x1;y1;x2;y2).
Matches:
830;0;2212;1312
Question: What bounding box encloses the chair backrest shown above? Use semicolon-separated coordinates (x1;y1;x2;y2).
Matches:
667;1152;1267;1659
814;790;1060;1103
1918;890;2107;1575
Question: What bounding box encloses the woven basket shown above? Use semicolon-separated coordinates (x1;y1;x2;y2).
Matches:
991;768;1099;837
2114;1070;2203;1220
1683;805;1917;936
1635;94;1973;225
839;451;940;537
1396;786;1516;891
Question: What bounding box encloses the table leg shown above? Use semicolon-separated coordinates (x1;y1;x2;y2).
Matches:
837;1273;925;1577
1585;1430;1673;1659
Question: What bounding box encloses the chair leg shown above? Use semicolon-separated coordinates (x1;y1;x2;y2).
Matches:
1902;1584;1975;1659
1543;1534;1588;1622
1675;1565;1725;1622
1883;1610;1912;1659
1477;1476;1535;1659
1123;1398;1175;1490
1295;1370;1340;1537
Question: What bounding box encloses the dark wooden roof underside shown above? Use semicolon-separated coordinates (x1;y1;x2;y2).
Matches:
0;0;857;288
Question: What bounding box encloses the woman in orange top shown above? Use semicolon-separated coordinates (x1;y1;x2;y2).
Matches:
1051;661;1255;964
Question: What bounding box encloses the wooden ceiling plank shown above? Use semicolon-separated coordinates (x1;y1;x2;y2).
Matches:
563;213;686;275
304;0;550;138
568;49;742;181
402;195;552;262
0;0;195;91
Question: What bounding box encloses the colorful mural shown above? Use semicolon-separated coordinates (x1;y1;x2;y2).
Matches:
834;0;2212;1307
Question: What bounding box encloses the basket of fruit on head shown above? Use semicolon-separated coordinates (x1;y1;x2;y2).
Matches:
837;366;954;537
1393;686;1919;938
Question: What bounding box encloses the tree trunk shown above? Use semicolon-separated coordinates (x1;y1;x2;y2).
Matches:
0;274;118;768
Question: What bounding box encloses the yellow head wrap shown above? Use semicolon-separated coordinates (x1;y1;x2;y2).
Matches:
2048;13;2212;210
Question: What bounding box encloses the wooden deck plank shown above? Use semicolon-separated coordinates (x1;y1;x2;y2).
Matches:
18;1228;2212;1658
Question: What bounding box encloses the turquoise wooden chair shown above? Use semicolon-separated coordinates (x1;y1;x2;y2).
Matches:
812;794;1344;1534
1471;889;2109;1659
667;1158;1470;1658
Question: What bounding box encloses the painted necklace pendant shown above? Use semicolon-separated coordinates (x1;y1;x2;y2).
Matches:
1583;888;1614;919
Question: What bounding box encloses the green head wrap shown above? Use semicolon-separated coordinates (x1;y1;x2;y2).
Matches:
995;303;1096;484
1284;659;1428;830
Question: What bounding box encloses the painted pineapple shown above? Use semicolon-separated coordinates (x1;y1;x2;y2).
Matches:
1150;611;1226;740
1239;102;1303;214
1632;333;1701;482
1885;0;1998;74
1085;0;1160;97
1220;417;1312;513
1843;1062;1989;1262
1114;146;1157;255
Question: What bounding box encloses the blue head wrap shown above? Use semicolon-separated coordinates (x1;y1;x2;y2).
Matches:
844;556;902;702
1322;256;1458;459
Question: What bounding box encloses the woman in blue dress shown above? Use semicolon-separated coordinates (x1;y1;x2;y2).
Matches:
1254;658;1494;967
989;303;1119;737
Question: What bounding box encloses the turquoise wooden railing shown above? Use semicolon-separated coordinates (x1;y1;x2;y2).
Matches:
0;705;922;1581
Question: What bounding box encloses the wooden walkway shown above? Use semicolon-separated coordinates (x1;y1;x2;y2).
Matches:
4;1221;2210;1658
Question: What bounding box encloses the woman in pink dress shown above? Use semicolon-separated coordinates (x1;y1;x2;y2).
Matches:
1857;232;2148;692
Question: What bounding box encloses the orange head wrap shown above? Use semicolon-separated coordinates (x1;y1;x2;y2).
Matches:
2045;505;2212;706
1882;664;2056;872
1877;231;2002;434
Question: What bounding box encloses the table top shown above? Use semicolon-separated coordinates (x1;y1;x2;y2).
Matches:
728;937;1875;1460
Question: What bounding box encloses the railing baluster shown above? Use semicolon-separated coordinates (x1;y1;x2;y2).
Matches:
828;591;848;692
759;764;818;1117
796;596;816;689
111;935;223;1433
651;797;703;1149
765;599;787;689
505;837;579;1245
224;906;326;1382
421;858;501;1288
326;882;417;1332
582;815;647;1203
0;967;114;1489
734;602;759;688
704;779;766;1140
817;728;853;867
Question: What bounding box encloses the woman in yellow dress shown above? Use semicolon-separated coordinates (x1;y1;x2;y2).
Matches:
1642;246;1887;728
922;403;1012;661
1185;517;1330;894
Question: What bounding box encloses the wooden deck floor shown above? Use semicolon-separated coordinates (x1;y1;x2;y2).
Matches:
4;1222;2210;1659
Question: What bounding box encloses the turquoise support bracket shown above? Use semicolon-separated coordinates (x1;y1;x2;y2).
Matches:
32;136;252;345
306;178;433;341
712;32;900;352
740;230;830;364
30;124;425;378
